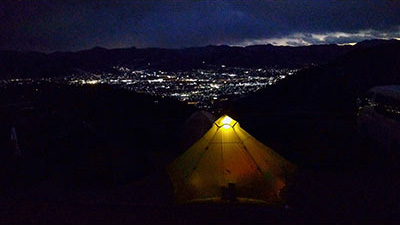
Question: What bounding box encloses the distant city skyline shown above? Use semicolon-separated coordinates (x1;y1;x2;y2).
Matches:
1;0;399;52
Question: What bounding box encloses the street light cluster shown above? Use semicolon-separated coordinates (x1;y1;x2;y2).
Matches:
67;66;298;108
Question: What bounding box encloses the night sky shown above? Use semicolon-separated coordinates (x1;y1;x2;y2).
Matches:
1;0;400;52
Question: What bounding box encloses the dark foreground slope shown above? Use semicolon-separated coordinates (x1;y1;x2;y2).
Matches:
0;83;195;194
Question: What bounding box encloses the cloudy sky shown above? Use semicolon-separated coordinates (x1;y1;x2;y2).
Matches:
1;0;400;52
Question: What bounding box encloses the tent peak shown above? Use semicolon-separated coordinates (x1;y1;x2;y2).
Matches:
215;115;238;128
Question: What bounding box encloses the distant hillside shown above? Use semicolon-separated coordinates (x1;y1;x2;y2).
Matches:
2;40;385;78
231;40;400;114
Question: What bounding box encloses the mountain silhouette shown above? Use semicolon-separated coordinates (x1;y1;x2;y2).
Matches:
231;40;400;114
5;41;397;78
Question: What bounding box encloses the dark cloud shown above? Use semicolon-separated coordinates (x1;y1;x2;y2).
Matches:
0;0;399;52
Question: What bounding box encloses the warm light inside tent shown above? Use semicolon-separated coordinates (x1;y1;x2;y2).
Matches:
221;116;233;125
216;115;237;128
222;124;231;129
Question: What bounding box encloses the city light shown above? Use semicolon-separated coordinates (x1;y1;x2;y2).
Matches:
0;65;299;109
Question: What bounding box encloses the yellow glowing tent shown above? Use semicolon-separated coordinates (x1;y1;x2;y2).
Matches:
168;115;296;204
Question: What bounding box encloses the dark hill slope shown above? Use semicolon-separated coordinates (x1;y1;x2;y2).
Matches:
232;41;400;114
228;42;400;168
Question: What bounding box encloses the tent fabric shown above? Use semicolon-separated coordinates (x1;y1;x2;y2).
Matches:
168;115;296;204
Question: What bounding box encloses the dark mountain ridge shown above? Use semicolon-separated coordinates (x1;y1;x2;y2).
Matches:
2;39;398;79
232;40;400;114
